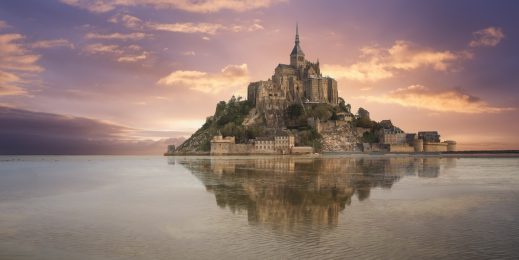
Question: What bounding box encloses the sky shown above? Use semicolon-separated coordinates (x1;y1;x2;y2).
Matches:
0;0;518;154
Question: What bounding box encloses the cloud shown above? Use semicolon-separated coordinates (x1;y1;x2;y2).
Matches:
0;71;26;96
0;106;186;155
157;64;249;93
181;51;196;56
149;22;264;34
84;43;122;54
110;14;265;35
0;33;42;96
85;32;149;41
61;0;286;13
0;20;8;30
147;22;224;34
469;27;504;47
361;85;515;114
31;38;75;49
0;34;42;72
109;14;143;29
323;41;460;83
117;53;147;62
83;43;149;62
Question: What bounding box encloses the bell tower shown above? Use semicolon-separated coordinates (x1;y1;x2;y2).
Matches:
290;23;305;67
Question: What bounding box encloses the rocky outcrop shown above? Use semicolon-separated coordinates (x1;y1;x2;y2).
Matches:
175;128;212;154
320;123;361;152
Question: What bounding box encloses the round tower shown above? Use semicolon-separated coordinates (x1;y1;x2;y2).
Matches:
446;140;457;152
413;139;424;152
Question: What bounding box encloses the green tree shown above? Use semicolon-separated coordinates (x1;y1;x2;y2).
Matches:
215;101;226;117
330;111;339;121
287;103;304;119
357;107;370;120
312;104;333;121
361;131;379;143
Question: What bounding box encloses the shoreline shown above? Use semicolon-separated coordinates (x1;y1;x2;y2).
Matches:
164;150;519;158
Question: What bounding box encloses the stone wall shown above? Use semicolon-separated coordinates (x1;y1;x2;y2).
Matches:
362;143;387;152
423;142;448;152
381;132;407;145
232;144;254;154
413;139;424;152
211;142;255;155
291;146;313;154
389;144;415;153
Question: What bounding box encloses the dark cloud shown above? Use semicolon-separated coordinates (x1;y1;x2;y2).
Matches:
0;106;185;155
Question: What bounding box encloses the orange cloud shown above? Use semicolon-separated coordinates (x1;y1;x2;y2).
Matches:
157;64;249;94
323;41;459;82
61;0;286;13
361;85;515;114
0;34;42;72
469;27;504;47
0;71;26;96
0;33;42;96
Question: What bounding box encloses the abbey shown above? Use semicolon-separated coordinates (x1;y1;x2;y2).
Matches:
247;25;339;116
172;24;457;155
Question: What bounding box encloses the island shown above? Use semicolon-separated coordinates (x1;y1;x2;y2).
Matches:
169;25;456;156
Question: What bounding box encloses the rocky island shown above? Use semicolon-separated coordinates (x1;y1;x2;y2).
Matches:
172;25;456;155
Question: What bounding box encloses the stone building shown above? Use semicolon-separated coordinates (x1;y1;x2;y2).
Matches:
211;134;306;155
418;131;441;143
247;24;339;127
373;124;456;153
380;128;406;145
254;135;295;154
210;135;249;155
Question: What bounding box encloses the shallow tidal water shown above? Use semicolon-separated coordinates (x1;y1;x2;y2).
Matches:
0;155;518;259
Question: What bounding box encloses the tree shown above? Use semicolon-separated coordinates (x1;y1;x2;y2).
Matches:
338;98;351;113
362;131;379;143
312;104;333;121
287;103;304;119
215;101;226;117
330;111;339;121
357;107;370;120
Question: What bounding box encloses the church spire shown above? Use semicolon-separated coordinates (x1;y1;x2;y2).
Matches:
290;23;305;67
295;23;299;44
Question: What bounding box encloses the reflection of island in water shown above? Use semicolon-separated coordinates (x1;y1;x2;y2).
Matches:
173;157;455;229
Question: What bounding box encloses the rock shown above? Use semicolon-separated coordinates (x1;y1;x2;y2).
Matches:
320;123;361;152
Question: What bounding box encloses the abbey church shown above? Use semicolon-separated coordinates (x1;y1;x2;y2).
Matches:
247;25;339;126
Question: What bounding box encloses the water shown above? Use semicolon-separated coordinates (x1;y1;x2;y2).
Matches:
0;155;518;259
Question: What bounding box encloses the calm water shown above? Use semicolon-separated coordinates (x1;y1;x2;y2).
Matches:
0;155;518;259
